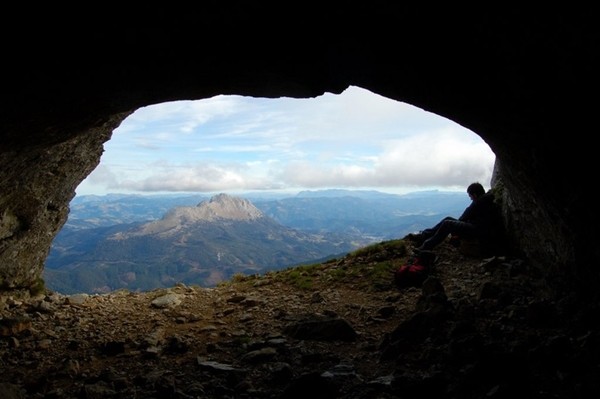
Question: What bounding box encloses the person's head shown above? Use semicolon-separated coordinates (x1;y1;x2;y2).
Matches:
467;182;486;200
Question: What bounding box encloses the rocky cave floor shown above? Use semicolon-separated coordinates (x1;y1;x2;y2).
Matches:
1;239;600;399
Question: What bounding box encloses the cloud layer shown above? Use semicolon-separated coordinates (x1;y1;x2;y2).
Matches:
77;86;496;196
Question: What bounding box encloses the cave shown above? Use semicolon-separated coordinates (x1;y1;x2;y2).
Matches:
1;6;598;304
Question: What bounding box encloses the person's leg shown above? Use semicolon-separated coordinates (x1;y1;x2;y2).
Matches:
406;216;458;246
419;219;475;250
421;216;456;240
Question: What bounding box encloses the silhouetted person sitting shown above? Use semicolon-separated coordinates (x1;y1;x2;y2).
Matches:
410;182;504;256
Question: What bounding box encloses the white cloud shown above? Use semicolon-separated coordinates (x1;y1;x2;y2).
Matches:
77;86;496;196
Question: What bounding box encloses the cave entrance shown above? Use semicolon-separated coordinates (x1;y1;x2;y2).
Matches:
45;86;495;294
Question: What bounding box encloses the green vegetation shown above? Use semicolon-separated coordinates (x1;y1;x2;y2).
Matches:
223;239;410;293
281;265;317;290
28;277;46;296
348;239;408;260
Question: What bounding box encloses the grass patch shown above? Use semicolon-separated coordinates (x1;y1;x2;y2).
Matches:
348;239;408;260
270;263;321;290
29;278;46;296
285;269;314;290
219;239;410;293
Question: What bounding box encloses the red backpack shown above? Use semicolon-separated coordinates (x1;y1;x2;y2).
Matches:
394;251;436;288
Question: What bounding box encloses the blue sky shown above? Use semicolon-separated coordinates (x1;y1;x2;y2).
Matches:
76;86;496;196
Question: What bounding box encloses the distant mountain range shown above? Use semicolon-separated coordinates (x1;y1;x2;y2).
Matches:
44;189;469;294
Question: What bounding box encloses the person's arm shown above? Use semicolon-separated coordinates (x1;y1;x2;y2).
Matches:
458;202;475;221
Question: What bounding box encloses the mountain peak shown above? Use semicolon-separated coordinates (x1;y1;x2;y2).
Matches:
197;193;264;221
120;194;264;237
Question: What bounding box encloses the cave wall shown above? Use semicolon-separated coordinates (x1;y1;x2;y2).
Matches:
0;115;128;290
1;5;598;297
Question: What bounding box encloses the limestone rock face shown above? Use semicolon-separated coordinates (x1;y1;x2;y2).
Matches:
0;6;598;299
0;115;127;290
128;194;265;237
194;194;265;222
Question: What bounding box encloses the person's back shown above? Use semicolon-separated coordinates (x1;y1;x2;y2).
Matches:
457;188;504;256
461;191;501;233
473;191;505;255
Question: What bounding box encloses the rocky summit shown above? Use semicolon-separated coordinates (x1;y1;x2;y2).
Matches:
123;194;265;238
1;238;599;398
